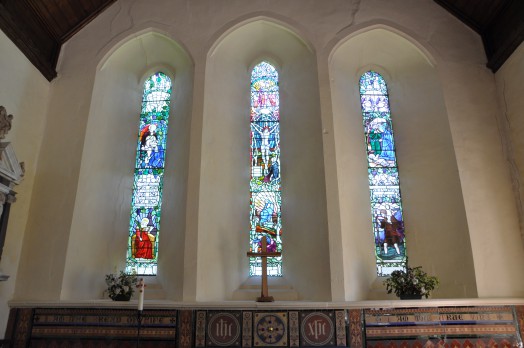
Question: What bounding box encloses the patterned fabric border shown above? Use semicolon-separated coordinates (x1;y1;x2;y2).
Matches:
367;324;516;337
195;311;206;347
29;339;177;347
178;310;193;348
335;310;346;346
349;309;363;348
31;326;176;337
29;308;177;343
4;308;18;344
289;311;299;347
365;306;513;315
365;306;522;348
367;338;517;348
14;308;34;347
516;306;524;340
242;311;252;348
365;311;514;325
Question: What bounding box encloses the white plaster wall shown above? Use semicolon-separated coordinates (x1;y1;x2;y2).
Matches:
61;32;193;300
438;56;524;297
495;41;524;270
0;31;50;337
13;48;99;301
330;29;476;299
199;20;331;301
495;42;524;231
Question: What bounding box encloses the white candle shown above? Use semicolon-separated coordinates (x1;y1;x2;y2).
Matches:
138;278;145;311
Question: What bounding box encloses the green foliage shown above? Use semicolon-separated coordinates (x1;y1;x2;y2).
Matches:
383;265;439;299
105;271;137;300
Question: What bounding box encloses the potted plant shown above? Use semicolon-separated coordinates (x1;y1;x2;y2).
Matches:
383;264;439;299
105;271;138;301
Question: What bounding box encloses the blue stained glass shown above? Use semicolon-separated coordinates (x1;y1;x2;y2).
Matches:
126;72;172;276
359;71;406;276
249;62;282;277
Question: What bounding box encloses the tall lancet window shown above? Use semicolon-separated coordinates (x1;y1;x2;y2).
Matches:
359;71;406;276
126;72;172;276
249;61;283;276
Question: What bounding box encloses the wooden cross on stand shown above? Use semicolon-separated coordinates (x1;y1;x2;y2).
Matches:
246;236;281;302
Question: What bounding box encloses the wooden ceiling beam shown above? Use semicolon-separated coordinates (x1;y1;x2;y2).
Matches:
0;0;58;81
59;1;116;43
0;0;115;81
484;0;524;72
434;0;524;73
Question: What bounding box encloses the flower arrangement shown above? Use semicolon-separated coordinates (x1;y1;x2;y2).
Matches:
383;264;439;299
105;271;137;301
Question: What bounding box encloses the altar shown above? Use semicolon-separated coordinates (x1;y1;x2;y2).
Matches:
4;299;524;347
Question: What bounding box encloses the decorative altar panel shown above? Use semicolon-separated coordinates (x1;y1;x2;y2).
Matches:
365;306;522;348
4;306;524;347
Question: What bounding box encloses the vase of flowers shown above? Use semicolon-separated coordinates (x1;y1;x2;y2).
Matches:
383;264;439;299
105;271;137;301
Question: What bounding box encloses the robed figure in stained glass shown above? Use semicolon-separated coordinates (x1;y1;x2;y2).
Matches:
140;124;165;168
367;118;396;167
132;217;156;259
376;209;404;255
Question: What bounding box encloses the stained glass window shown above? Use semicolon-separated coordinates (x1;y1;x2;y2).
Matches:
249;61;282;276
126;72;172;275
359;71;406;276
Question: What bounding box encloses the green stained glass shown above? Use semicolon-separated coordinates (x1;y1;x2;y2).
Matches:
126;72;172;275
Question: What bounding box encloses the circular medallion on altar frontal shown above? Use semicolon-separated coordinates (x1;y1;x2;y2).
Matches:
207;313;240;347
255;313;287;346
301;312;334;346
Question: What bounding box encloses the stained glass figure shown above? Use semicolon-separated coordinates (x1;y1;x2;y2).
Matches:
126;72;172;275
359;71;406;276
249;62;282;276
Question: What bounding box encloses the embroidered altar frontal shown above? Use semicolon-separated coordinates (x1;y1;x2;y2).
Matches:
4;306;524;347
